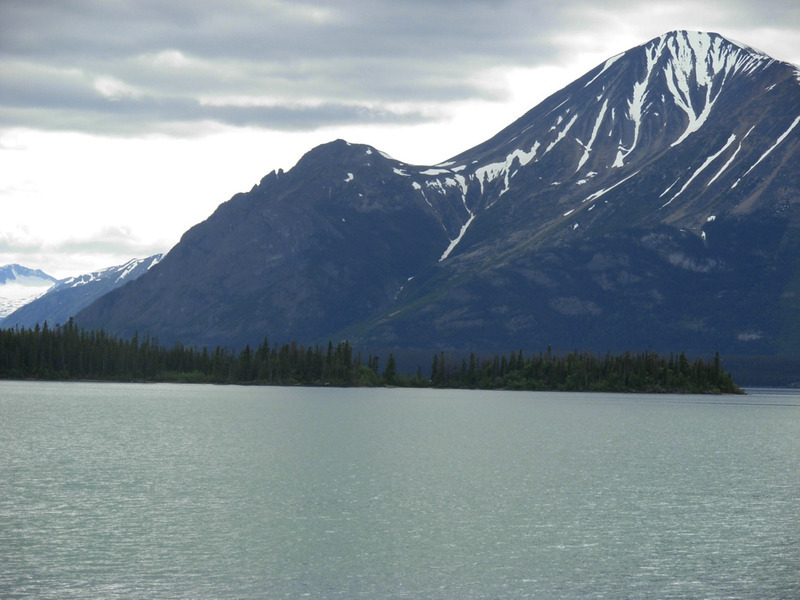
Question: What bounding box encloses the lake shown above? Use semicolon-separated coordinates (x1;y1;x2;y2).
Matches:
1;382;798;599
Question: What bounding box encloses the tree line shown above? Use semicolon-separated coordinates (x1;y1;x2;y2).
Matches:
0;320;741;393
430;347;741;393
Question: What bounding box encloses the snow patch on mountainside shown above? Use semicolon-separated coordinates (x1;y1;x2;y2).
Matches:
474;143;540;197
440;212;475;261
576;99;609;171
664;31;772;146
607;31;775;167
544;114;578;155
117;257;153;282
584;53;624;88
661;133;738;208
582;170;640;205
707;126;754;186
614;39;664;167
732;115;800;188
60;256;164;290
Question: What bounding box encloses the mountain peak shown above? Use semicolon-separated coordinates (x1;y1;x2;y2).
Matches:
657;29;772;60
0;264;57;286
639;30;774;81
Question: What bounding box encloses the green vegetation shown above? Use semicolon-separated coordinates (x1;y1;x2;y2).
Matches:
430;347;741;394
0;320;741;393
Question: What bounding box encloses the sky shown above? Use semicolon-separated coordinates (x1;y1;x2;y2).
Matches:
1;1;799;279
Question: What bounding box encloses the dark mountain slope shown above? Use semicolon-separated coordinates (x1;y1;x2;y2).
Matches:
79;141;469;347
77;31;800;357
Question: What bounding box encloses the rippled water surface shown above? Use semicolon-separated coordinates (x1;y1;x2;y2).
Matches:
1;382;798;598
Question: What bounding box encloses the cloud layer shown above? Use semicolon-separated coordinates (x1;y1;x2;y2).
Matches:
3;0;797;136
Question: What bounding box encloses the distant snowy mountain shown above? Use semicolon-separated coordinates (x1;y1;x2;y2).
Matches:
0;265;58;321
76;31;800;358
4;255;163;329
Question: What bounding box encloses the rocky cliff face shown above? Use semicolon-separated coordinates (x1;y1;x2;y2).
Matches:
76;31;800;356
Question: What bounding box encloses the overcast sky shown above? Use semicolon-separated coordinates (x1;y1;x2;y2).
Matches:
2;0;799;278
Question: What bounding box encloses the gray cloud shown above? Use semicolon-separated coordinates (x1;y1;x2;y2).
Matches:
0;225;167;279
0;225;162;257
54;227;164;257
1;0;799;136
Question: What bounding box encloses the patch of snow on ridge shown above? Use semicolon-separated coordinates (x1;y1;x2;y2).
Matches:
544;114;578;155
707;126;753;186
474;143;540;196
665;31;773;148
659;177;681;198
661;133;737;208
69;274;97;287
584;53;624;88
454;174;468;197
733;116;800;187
425;179;448;195
614;37;665;168
439;173;477;260
439;213;475;261
412;181;432;208
576;99;609;172
115;259;141;283
582;170;640;204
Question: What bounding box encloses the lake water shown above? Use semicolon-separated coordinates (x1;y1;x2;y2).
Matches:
1;382;798;599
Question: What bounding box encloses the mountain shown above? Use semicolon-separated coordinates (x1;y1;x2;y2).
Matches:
0;265;58;322
4;255;163;329
76;31;800;361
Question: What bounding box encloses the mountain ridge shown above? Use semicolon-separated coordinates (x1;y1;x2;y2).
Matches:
4;255;163;329
75;31;800;358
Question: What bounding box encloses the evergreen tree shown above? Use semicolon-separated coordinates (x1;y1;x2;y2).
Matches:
382;353;397;385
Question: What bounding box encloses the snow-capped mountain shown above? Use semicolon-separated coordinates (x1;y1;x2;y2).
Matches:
390;30;799;256
76;31;800;358
0;265;58;321
4;255;163;329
